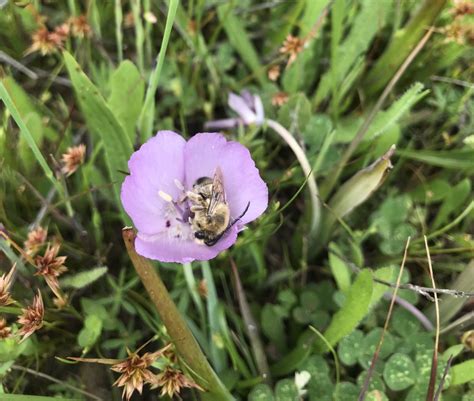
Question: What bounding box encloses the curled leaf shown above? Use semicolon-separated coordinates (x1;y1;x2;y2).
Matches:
325;145;395;232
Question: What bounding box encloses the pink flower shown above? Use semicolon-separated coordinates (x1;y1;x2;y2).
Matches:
121;131;268;263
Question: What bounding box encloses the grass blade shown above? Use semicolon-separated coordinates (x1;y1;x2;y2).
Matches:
0;76;63;196
217;3;266;85
316;269;374;351
230;259;271;383
63;51;132;217
358;238;410;401
138;0;179;139
424;236;440;401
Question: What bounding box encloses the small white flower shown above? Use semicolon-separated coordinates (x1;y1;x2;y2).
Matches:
295;370;311;397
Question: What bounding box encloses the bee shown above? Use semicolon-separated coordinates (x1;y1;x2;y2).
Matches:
187;167;249;246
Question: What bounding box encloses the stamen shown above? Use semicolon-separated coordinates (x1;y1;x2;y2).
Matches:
159;190;173;203
174;179;185;191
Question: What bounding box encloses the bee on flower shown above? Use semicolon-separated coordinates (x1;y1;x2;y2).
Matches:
121;131;268;263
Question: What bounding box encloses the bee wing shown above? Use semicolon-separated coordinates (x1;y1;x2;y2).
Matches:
207;167;226;214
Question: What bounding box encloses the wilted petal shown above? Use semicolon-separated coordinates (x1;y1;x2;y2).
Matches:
204;118;239;130
228;92;257;124
185;133;268;225
121;131;186;235
253;94;265;124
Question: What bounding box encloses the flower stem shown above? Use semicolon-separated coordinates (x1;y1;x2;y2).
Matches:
122;228;235;401
266;118;321;234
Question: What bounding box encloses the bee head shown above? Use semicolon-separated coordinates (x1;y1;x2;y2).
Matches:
194;231;207;240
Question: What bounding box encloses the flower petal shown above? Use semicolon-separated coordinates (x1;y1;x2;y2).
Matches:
121;131;186;234
228;93;256;124
184;133;268;226
253;94;265;124
135;225;238;263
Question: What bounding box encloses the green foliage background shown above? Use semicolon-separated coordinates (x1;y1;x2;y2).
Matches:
0;0;473;400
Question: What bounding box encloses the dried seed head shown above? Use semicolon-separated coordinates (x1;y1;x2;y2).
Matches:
53;293;69;309
197;279;208;299
271;92;289;107
0;317;11;339
450;0;474;17
69;343;171;401
27;26;64;55
152;367;203;398
24;226;48;256
143;11;157;24
280;35;305;66
462;330;474;351
112;350;161;400
268;65;281;81
61;144;86;176
442;21;474;45
0;265;16;306
17;290;44;342
68;15;92;38
53;22;70;41
34;243;67;300
123;12;135;28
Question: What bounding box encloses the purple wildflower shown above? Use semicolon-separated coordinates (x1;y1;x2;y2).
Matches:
121;131;268;263
205;91;264;130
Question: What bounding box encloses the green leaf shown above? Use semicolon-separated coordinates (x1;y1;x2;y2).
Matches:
270;332;314;376
0;76;56;171
138;0;178;138
370;267;397;309
409;178;450;204
248;384;275;401
282;44;318;94
262;304;287;350
278;93;312;135
299;0;331;36
77;314;103;349
275;378;299;401
366;391;388;401
217;4;265;85
383;353;416;391
450;359;474;386
357;371;386;393
397;148;474;170
432;178;471;229
63;51;132;215
334;382;359;401
108;60;145;142
303;114;333;153
334;83;428;143
0;78;61;193
0;396;80;401
359;328;396;369
328;243;351;292
317;269;373;351
314;0;391;104
301;355;334;401
391;308;422;338
60;266;108;289
443;344;464;361
338;329;364;366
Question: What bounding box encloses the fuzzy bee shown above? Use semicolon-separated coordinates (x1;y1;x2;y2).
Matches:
187;167;249;246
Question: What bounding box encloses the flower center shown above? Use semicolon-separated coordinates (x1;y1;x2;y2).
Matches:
157;181;195;242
